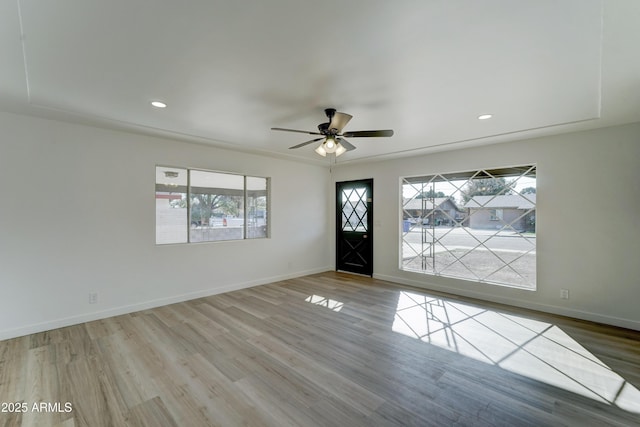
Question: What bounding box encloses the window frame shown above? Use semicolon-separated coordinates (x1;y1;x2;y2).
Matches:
400;164;536;290
155;165;270;245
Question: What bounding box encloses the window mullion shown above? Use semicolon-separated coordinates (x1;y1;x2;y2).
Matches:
187;169;192;243
244;175;247;239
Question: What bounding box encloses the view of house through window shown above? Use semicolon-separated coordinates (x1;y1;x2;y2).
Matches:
155;166;269;244
401;165;536;289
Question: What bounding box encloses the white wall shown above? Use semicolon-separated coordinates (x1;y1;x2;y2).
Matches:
331;123;640;330
0;111;331;340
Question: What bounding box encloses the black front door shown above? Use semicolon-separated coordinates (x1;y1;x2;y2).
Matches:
336;179;373;276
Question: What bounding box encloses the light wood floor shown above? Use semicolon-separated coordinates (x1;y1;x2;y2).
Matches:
1;272;639;426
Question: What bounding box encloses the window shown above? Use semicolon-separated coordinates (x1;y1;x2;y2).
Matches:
189;170;245;242
246;176;268;239
156;166;269;244
490;209;503;221
401;165;536;289
155;167;188;244
341;187;368;232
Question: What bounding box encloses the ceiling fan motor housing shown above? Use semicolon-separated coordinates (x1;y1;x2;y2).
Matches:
318;122;331;134
323;109;338;134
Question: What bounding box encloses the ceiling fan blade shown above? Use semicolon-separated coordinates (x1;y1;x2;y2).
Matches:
329;112;353;133
337;138;356;151
289;137;324;149
342;129;394;138
272;127;323;136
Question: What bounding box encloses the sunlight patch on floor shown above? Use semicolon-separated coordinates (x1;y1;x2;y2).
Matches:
305;295;344;312
392;291;640;414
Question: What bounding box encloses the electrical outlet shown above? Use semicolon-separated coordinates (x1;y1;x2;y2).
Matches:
560;289;569;300
89;292;98;304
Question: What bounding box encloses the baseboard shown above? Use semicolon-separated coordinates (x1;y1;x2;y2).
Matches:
373;273;640;332
0;266;332;341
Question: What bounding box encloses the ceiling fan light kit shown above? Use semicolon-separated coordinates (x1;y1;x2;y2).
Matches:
272;108;394;158
314;137;348;157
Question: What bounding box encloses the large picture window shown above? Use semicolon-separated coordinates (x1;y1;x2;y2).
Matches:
401;165;536;289
155;166;269;244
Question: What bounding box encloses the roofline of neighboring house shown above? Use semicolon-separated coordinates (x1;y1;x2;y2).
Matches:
463;194;535;209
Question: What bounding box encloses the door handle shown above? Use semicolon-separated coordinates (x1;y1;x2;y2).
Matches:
363;234;368;239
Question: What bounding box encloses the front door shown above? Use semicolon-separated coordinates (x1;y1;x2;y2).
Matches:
336;179;373;276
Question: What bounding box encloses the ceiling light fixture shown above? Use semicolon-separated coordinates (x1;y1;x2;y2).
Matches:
151;101;167;108
478;114;493;120
324;136;337;153
315;136;347;157
335;143;347;157
315;144;327;157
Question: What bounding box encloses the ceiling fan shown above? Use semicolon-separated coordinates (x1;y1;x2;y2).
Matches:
271;108;394;157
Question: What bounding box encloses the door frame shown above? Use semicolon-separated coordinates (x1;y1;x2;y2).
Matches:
336;178;374;276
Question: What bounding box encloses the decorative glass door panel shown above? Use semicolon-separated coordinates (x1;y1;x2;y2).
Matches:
336;179;373;276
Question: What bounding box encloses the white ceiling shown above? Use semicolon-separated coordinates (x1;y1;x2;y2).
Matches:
1;0;639;165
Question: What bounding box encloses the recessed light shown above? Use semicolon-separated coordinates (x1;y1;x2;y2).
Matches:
478;114;492;120
151;101;167;108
